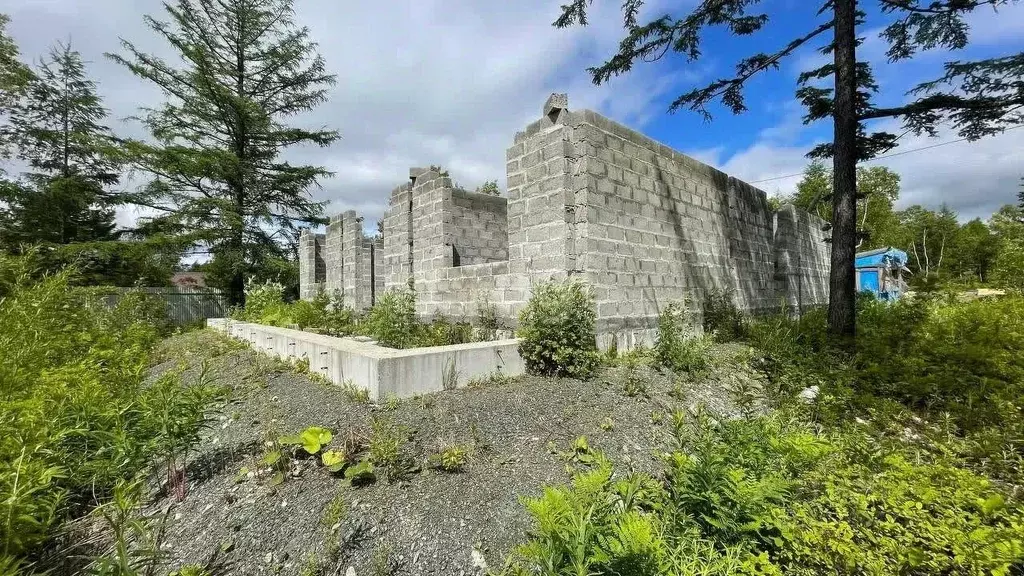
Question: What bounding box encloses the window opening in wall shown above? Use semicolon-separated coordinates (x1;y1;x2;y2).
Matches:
452;246;461;267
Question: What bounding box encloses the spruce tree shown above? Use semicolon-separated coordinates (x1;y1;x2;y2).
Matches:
1;42;120;247
108;0;338;305
555;0;1024;340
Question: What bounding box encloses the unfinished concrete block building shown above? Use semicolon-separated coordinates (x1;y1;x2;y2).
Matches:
300;94;831;347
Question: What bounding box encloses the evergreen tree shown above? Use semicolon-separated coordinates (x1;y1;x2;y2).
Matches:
108;0;338;305
555;0;1024;340
0;14;34;163
1;42;120;247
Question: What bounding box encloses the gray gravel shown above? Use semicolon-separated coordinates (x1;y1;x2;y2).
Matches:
147;330;756;576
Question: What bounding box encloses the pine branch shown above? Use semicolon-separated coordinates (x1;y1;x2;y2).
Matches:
670;18;834;118
879;0;1006;15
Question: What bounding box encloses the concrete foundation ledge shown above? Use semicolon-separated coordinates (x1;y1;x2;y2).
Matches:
206;318;524;400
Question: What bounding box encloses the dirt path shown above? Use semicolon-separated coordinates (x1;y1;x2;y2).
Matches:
149;330;753;575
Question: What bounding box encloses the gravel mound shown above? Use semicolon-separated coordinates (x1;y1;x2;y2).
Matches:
147;330;755;575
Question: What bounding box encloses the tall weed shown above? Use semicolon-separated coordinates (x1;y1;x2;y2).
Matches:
655;301;712;374
0;256;220;568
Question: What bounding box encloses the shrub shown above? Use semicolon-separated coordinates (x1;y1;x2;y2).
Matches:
476;296;501;340
288;290;356;336
621;356;649;397
93;288;174;338
854;296;1024;430
240;279;287;323
512;456;769;575
418;316;475;347
360;289;418;348
289;298;321;329
140;364;225;501
656;301;712;374
517;279;599;379
774;444;1024;575
505;410;1024;576
0;256;222;568
703;288;747;342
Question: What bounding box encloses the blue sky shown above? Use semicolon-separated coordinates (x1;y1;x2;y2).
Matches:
2;0;1022;229
633;0;1024;219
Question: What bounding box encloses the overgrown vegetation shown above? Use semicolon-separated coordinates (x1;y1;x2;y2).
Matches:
368;418;417;484
655;300;712;374
0;256;223;571
517;279;600;379
235;282;480;349
499;294;1024;575
702;289;747;342
504;407;1024;575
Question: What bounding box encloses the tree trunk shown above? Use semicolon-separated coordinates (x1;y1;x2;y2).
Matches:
227;193;246;307
827;0;858;343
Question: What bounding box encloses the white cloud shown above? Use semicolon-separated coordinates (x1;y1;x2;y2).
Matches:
2;0;695;231
719;3;1024;222
3;0;1019;233
694;121;1024;222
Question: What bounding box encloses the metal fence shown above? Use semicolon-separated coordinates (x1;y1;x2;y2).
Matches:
86;286;228;325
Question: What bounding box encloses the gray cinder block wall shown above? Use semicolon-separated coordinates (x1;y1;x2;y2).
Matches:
299;94;831;347
382;181;414;290
450;189;508;265
298;211;380;306
773;205;831;313
565;108;793;347
298;230;326;300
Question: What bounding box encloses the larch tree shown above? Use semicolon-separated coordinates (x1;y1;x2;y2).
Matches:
1;42;120;247
108;0;338;305
555;0;1024;341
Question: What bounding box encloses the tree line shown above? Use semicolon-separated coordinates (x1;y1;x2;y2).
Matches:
780;162;1024;289
0;0;337;305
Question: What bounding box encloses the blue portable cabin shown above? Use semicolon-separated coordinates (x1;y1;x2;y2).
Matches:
855;247;909;301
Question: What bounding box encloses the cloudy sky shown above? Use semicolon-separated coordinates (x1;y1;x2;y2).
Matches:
2;0;1022;232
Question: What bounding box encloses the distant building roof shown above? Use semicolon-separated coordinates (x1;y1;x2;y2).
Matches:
171;272;207;287
855;247;908;269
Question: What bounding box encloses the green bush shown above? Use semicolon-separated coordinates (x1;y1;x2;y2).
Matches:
360;289;418;348
656;301;712;374
517;279;599;379
774;443;1024;574
505;411;1024;576
239;279;287;323
105;288;174;337
417;316;475;347
703;288;747;342
476;296;501;340
854;296;1024;429
289;298;322;329
238;284;358;337
0;256;222;568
